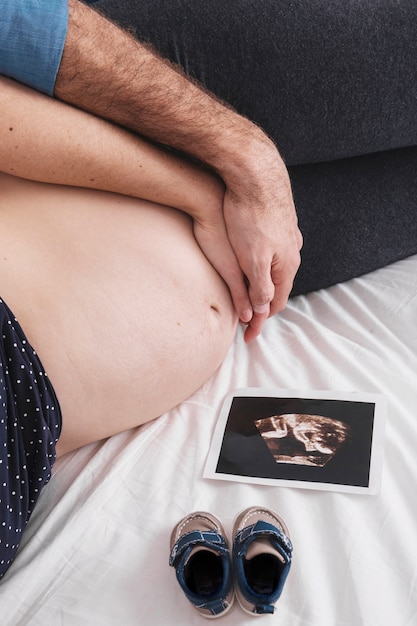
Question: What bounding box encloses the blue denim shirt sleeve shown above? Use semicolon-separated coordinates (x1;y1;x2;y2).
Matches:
0;0;69;95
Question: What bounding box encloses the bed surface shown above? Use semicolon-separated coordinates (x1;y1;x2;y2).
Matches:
1;254;416;625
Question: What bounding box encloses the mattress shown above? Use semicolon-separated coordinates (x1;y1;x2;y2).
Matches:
1;253;416;625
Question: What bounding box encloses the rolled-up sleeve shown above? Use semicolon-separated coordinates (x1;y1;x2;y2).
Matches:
0;0;69;95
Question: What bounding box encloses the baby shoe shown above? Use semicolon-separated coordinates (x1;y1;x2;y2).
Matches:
232;506;293;615
169;511;234;618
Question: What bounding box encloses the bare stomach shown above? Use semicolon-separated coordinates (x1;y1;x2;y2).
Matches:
0;173;237;455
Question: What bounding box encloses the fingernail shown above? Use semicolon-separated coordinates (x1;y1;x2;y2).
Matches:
253;303;269;315
240;309;253;323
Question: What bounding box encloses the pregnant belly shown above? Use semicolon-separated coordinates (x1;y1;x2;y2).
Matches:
0;173;236;452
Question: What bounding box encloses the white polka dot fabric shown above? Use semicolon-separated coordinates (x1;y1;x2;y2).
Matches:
0;298;61;579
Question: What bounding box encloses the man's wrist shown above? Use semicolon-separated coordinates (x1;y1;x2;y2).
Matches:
212;125;284;197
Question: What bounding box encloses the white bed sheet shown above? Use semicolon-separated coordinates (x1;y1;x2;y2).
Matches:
1;254;416;626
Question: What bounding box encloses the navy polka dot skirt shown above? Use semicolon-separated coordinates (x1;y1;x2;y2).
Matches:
0;298;62;579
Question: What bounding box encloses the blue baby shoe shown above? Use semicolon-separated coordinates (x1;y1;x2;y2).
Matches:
232;506;293;615
169;511;234;618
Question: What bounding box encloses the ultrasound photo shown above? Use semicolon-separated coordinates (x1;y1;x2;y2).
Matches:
204;389;386;494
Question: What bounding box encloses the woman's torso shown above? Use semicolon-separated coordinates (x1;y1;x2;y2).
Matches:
0;172;236;454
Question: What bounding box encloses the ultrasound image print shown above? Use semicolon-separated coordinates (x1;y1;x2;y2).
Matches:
206;392;385;492
254;413;351;467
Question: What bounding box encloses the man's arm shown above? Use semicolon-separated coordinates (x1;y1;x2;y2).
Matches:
54;1;302;341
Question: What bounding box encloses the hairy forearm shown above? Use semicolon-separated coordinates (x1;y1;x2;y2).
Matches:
55;0;277;186
0;76;223;216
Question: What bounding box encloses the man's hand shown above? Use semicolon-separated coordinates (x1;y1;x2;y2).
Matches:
189;143;302;342
221;141;302;341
